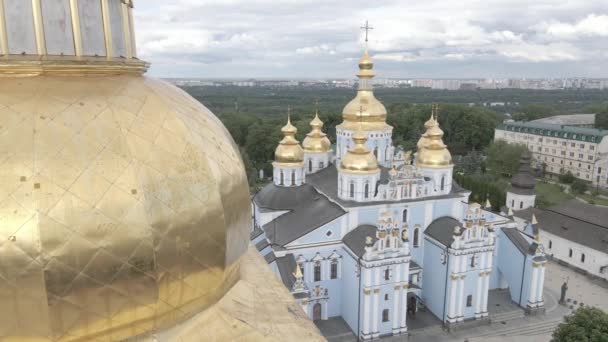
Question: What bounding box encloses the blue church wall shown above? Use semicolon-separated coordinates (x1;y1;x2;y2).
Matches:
421;238;448;321
495;230;526;305
340;250;361;334
378;285;394;336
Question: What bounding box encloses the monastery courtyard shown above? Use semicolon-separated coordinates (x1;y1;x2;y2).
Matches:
318;259;608;341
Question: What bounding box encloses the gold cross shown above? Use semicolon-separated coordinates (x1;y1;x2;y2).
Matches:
360;20;374;43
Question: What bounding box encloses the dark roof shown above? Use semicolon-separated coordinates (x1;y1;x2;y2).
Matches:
534;200;608;253
255;183;346;246
250;226;264;240
255;239;269;251
503;228;537;255
306;164;469;208
410;260;422;270
343;225;378;257
275;254;297;289
510;151;536;191
424;217;460;247
264;251;276;264
497;121;608;142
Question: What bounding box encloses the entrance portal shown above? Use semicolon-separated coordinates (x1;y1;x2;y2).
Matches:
313;303;322;321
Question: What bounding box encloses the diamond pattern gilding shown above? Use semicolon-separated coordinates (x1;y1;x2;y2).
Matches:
0;75;250;341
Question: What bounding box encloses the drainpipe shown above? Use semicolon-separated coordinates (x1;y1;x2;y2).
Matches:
357;255;362;341
518;254;527;306
441;247;450;325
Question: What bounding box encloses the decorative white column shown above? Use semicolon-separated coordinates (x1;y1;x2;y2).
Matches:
457;275;466;321
372;288;380;336
536;264;546;306
448;275;458;321
322;301;328;320
475;271;483;318
392;286;400;332
528;264;539;308
322;259;329;280
400;284;408;332
481;252;493;316
363;289;371;336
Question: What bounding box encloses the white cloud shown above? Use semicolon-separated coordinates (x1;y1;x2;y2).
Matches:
134;0;608;77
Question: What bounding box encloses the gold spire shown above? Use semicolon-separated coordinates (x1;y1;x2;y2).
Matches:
485;198;492;209
338;21;390;131
274;106;304;164
302;102;332;153
532;213;538;225
293;264;303;279
416;104;453;168
340;107;380;173
508;207;514;217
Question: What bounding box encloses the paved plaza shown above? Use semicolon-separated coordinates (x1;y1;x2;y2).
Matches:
317;260;608;341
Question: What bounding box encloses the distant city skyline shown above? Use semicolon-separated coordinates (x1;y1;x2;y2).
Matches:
137;1;608;79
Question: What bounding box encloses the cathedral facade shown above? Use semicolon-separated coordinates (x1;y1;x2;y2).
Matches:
251;46;547;339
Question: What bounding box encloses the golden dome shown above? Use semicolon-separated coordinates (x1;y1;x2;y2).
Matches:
302;111;331;153
416;111;453;168
338;47;391;131
274;114;305;164
340;127;380;173
0;75;251;341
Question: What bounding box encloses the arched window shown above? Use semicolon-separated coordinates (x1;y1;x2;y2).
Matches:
581;253;585;263
384;269;390;280
280;171;284;185
569;249;573;258
314;262;321;282
291;172;296;186
374;147;378;159
308;159;313;172
511;199;515;207
402;209;408;223
350;182;355;198
520;201;523;209
440;176;445;191
413;228;420;248
548;240;552;249
330;260;338;279
364;183;369;199
382;309;390;322
386;237;391;248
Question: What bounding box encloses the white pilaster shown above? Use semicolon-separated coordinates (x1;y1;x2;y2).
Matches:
363;290;371;335
392;287;400;332
528;265;539;307
400;286;408;330
475;272;483;317
372;289;379;335
536;265;546;305
457;275;466;321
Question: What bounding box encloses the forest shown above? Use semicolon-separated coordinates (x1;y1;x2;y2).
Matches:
181;85;608;187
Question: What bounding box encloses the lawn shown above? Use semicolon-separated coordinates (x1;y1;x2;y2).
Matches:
535;182;574;208
576;193;608;206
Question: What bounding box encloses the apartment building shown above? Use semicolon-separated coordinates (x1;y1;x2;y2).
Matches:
494;119;608;188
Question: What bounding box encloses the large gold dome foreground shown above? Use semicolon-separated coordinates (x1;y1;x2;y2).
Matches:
0;75;250;341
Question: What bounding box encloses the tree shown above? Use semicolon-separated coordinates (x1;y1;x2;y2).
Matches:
571;179;588;194
485;140;527;177
552;306;608;342
594;105;608;130
559;171;575;184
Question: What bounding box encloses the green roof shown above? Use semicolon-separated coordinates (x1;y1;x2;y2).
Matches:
496;121;608;143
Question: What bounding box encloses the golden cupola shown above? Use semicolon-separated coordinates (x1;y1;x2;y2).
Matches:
417;106;453;168
274;112;305;164
339;47;391;131
340;125;380;173
0;1;252;341
302;109;332;153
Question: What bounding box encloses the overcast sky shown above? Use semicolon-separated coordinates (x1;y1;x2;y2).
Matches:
135;0;608;79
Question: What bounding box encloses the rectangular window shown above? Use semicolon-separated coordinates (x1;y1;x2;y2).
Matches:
382;309;390;322
590;146;595;150
548;240;552;249
466;295;473;307
330;262;338;279
569;249;573;258
384;269;390;281
314;263;321;282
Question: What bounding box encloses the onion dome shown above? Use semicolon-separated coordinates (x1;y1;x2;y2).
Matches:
302;110;332;153
340;125;380;173
509;150;536;193
0;2;252;341
417;111;453;168
339;47;390;131
274;113;305;164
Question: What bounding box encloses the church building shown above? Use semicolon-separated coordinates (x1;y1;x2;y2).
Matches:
251;41;547;339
